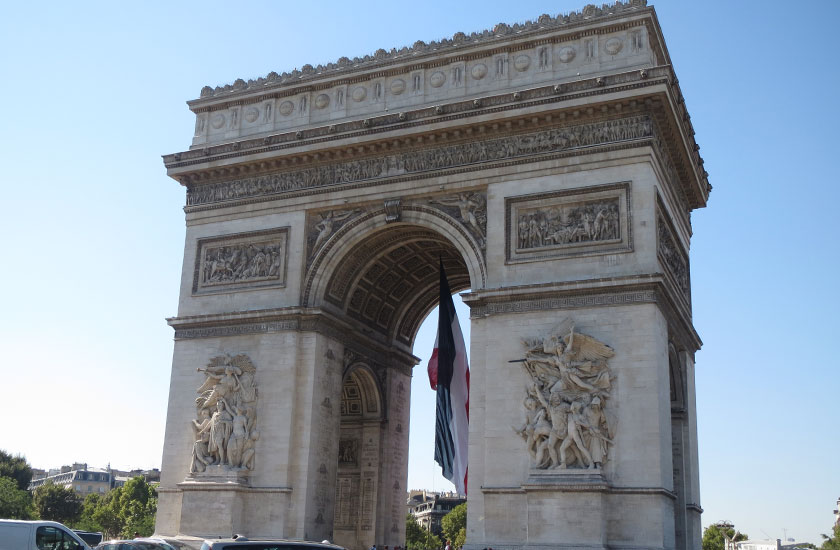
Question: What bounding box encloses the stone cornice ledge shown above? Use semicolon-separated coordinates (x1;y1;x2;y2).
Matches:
462;273;663;312
166;306;419;369
462;273;701;351
482;484;676;499
175;481;292;493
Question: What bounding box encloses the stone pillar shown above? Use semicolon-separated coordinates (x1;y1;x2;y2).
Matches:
464;303;679;550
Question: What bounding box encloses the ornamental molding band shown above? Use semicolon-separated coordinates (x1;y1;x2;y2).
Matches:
506;182;631;263
190;354;259;480
515;320;615;471
185;115;655;209
193;228;289;294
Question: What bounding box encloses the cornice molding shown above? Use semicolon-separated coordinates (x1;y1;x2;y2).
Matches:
167;67;669;169
462;274;701;351
167;307;418;374
190;1;652;104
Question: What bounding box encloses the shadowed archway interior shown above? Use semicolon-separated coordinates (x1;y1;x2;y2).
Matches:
323;224;470;348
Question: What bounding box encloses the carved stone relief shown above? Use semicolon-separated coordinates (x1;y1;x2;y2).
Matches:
506;182;631;262
193;228;288;294
186;115;654;207
429;192;487;248
339;439;359;465
514;320;615;470
307;209;363;260
657;209;690;302
190;354;259;475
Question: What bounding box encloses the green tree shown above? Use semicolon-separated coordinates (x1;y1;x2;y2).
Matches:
702;522;748;550
79;476;157;538
91;489;123;539
0;476;34;519
74;493;105;533
821;524;840;550
33;482;82;524
0;449;33;491
441;503;467;550
406;513;442;550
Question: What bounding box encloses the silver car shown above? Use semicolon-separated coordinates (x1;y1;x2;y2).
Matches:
94;540;177;550
199;539;346;550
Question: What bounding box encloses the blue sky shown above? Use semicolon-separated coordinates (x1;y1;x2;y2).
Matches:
1;0;838;544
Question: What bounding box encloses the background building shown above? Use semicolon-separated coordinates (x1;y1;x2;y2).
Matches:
407;491;465;537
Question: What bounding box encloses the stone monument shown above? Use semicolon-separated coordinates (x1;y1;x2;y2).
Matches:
157;2;708;549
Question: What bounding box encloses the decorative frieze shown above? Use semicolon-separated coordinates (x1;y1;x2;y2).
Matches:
193;228;288;294
186;115;654;207
506;182;631;263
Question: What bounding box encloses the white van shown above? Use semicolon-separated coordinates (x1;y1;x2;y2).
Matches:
0;519;92;550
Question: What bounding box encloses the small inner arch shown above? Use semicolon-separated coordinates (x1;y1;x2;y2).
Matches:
324;225;470;347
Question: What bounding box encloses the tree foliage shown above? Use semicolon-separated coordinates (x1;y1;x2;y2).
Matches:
74;476;157;539
33;482;82;524
441;503;467;550
0;476;34;519
405;513;442;550
702;522;748;550
821;524;840;550
0;449;33;491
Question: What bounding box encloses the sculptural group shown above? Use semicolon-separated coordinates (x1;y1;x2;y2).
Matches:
515;320;615;469
190;354;259;474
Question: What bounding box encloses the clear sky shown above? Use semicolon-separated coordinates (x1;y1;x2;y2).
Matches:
1;0;838;545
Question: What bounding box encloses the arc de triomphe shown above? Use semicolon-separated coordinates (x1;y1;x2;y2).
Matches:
157;2;709;549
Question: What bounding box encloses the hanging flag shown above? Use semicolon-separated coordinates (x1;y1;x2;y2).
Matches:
427;260;470;495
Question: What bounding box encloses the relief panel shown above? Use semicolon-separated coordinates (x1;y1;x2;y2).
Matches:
192;228;289;295
506;182;631;263
656;200;690;304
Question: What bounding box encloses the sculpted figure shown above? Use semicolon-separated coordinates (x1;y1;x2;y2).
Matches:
432;193;486;242
558;401;594;469
312;210;357;256
190;409;212;473
583;396;612;468
227;406;249;468
208;399;233;464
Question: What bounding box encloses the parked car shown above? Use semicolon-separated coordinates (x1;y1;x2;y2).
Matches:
74;531;104;547
199;539;346;550
94;540;177;550
0;519;92;550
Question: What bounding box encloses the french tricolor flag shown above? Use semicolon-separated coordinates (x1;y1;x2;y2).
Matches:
427;261;470;495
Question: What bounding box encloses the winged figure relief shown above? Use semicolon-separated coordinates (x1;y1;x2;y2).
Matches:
191;354;259;473
515;320;616;470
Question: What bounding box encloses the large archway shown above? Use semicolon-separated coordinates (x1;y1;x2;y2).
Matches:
312;220;473;550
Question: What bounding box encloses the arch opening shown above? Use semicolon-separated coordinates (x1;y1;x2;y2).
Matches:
320;222;474;550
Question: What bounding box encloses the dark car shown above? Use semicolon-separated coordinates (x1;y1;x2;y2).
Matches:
74;531;103;547
199;539;346;550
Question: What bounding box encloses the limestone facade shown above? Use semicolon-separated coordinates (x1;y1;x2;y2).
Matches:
157;2;708;550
